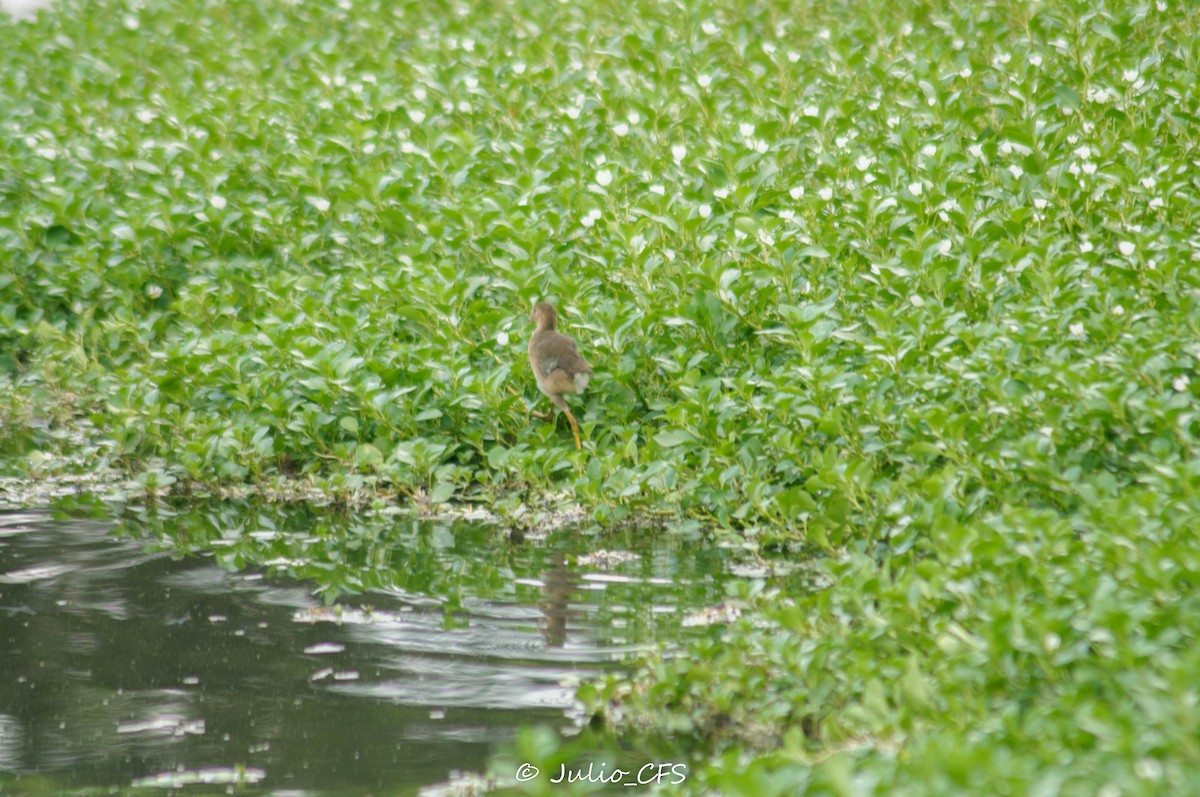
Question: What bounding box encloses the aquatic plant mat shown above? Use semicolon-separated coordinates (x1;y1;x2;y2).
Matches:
4;0;1200;792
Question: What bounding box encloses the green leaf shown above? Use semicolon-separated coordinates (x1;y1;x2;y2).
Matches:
428;482;455;504
655;429;698;448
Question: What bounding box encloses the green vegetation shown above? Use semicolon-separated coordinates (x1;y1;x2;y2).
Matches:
3;0;1200;792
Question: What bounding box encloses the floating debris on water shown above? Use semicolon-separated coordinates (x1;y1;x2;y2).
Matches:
575;549;640;568
681;601;744;627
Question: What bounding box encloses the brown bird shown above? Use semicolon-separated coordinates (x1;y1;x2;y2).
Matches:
527;302;591;450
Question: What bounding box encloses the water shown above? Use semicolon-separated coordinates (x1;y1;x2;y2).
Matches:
0;503;732;794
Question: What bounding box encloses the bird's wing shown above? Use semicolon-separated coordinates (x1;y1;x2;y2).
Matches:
532;333;591;377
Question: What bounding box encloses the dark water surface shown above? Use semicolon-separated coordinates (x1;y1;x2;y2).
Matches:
0;503;732;795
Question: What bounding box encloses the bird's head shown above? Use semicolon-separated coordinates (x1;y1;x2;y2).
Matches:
531;302;557;330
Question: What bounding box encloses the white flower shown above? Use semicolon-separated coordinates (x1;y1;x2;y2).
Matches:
787;51;801;63
1123;69;1139;83
789;186;804;200
779;209;795;221
818;29;830;40
513;62;527;75
1028;54;1042;67
921;144;937;157
1073;145;1092;159
1118;241;1136;256
1008;165;1024;179
409;110;425;124
697;74;712;88
596;169;612;187
1033;198;1048;209
999;141;1014;156
907;181;923;197
1173;375;1190;392
968;143;984;159
210;194;227;210
628;111;641;124
1081;161;1097;175
1069;322;1085;337
457;101;471;113
671;144;687;162
414;87;427;101
464;76;478;90
581;208;602;228
739;123;755;137
701;21;718;35
937;240;952;256
1140;176;1157;190
757;229;775;246
650;184;665;195
994;52;1011;66
146;284;163;299
803;105;820;118
496;331;510;346
565;106;580;120
306;196;331;212
818;186;833;201
714;188;730;199
136;109;156;124
698;204;712;219
762;43;776;55
1080;239;1094;253
1150;197;1165;209
1113;304;1125;317
910;295;925;307
835;135;849;149
855;155;874;171
613;122;629;136
123;14;139;30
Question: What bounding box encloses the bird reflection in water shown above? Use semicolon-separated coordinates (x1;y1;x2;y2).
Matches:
538;555;579;648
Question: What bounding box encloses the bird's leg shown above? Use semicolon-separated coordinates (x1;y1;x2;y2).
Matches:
548;396;581;449
506;385;553;421
563;407;582;450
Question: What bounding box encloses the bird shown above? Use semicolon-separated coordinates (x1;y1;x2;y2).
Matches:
526;302;591;450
